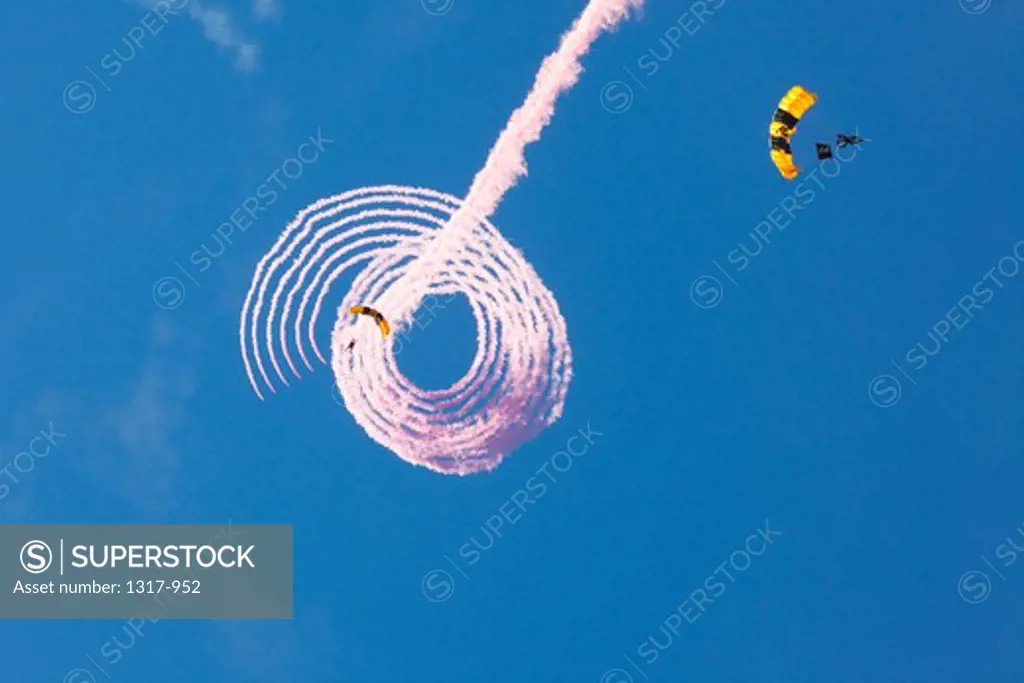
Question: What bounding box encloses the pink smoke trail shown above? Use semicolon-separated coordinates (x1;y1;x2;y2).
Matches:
239;0;644;473
464;0;644;218
392;0;645;318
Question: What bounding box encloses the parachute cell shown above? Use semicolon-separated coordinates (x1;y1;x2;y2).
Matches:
349;305;391;337
769;85;818;180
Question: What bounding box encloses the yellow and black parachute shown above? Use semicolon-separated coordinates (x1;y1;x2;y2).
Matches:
349;305;390;337
769;85;818;180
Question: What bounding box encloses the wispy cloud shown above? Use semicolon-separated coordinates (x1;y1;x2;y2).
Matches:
188;2;260;71
0;317;198;520
252;0;281;21
129;0;272;72
99;316;198;516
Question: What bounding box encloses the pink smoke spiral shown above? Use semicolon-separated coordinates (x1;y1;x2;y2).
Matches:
239;0;644;474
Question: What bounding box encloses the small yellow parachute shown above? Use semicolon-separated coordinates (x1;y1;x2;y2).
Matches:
769;85;818;180
349;305;390;337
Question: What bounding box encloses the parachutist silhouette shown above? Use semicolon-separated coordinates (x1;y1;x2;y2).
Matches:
836;129;870;147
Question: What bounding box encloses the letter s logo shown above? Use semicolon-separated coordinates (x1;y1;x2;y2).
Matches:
21;540;53;574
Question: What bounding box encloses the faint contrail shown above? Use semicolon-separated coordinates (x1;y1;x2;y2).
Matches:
239;0;644;474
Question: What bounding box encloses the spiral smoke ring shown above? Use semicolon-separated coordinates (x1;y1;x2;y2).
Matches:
240;185;571;473
240;0;644;474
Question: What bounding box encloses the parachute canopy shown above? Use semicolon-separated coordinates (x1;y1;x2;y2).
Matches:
349;305;391;337
769;85;818;180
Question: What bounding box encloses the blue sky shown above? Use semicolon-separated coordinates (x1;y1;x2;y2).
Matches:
2;0;1023;681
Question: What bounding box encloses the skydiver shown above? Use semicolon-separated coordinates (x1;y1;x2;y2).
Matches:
836;129;870;147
